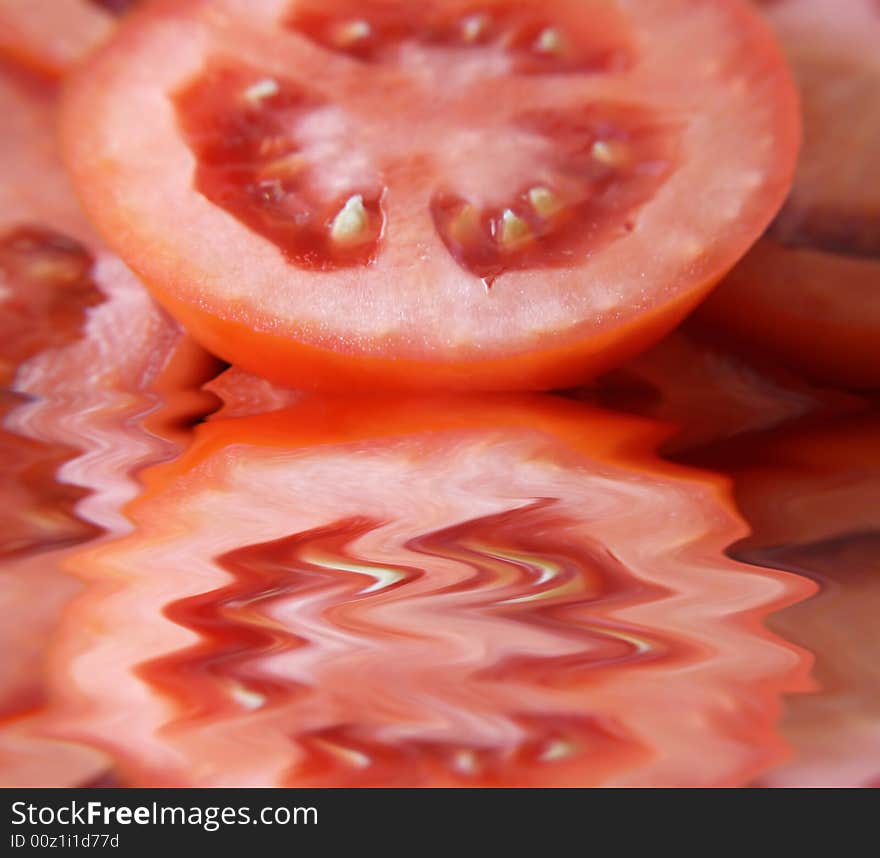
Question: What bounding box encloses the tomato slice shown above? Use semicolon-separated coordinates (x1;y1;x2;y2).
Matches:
61;0;799;390
46;395;813;787
0;1;131;79
699;0;880;389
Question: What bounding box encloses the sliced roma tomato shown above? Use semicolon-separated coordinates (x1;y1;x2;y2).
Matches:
61;0;799;390
0;1;132;79
699;0;880;389
47;394;813;787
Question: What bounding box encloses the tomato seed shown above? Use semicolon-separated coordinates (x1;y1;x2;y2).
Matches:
334;19;371;47
534;27;565;55
242;78;280;106
461;14;490;43
592;140;630;167
330;194;371;244
528;186;563;218
497;209;531;248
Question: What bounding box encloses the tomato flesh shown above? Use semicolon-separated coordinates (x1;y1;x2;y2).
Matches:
62;0;799;390
681;409;880;787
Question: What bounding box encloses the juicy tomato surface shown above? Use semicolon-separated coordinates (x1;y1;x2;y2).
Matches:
61;0;799;390
0;0;131;79
47;393;813;787
699;0;880;389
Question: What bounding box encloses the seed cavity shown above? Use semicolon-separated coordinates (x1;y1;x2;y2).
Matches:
592;139;630;167
330;194;371;244
528;186;563;218
242;78;279;105
334;19;372;47
497;209;531;248
534;27;564;55
461;13;489;43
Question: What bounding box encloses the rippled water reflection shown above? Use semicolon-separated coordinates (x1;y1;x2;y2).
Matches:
3;314;879;786
22;394;813;786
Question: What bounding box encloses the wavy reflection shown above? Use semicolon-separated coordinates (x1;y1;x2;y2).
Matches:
46;395;813;786
711;412;880;788
0;254;219;786
584;322;866;455
592;335;880;786
0;60;220;786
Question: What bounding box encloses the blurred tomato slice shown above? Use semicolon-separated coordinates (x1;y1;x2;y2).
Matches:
701;0;880;389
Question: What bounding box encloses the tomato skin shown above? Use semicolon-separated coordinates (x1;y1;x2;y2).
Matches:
60;0;800;391
156;276;706;392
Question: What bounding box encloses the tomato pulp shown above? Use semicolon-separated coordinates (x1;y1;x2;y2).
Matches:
699;0;880;389
62;0;799;390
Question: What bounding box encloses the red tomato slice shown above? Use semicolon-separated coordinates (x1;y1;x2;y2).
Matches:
699;0;880;389
61;0;799;390
47;395;813;787
0;1;130;79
